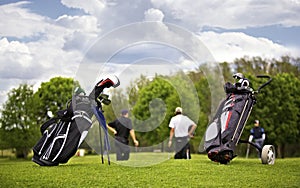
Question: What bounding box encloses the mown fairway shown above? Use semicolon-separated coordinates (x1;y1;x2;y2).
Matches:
0;154;299;187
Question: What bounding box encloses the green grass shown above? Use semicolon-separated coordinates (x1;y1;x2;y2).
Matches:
0;153;299;187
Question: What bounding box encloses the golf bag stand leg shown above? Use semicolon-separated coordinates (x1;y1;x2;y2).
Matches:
98;124;104;164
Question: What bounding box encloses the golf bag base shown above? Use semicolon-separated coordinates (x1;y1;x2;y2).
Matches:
32;153;59;166
208;149;236;164
32;96;93;166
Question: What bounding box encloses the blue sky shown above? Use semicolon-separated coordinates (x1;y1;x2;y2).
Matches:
0;0;300;107
0;0;82;18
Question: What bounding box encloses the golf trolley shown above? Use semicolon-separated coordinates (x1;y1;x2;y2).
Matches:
203;73;275;165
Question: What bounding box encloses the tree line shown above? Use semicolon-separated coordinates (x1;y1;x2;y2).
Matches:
0;56;299;158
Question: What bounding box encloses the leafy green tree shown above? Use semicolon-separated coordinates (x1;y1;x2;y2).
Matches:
233;56;275;78
233;55;300;78
268;56;300;77
127;75;151;108
0;84;39;158
0;126;10;152
193;76;211;148
131;73;201;152
131;76;177;146
34;77;80;124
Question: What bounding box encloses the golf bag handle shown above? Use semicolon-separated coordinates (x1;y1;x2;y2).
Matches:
256;75;272;93
239;139;262;153
40;117;59;134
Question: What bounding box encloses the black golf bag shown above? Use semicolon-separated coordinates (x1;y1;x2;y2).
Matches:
32;76;120;166
204;74;272;164
32;95;93;166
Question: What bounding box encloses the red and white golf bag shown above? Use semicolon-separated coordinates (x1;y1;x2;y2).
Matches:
204;74;255;164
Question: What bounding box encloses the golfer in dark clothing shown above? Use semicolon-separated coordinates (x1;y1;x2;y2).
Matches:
107;109;138;161
249;120;265;157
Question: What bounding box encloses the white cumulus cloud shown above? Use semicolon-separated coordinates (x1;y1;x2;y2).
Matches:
144;8;164;22
61;0;106;16
0;1;49;38
198;31;293;62
151;0;300;29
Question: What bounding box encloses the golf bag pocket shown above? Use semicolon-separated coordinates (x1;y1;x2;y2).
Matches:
32;110;92;166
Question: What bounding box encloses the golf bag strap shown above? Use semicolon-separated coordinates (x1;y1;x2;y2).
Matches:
40;117;60;134
72;110;92;124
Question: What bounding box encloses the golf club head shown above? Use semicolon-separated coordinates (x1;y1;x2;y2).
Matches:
233;73;244;80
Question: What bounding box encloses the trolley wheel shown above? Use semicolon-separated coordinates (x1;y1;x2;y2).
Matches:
261;145;275;165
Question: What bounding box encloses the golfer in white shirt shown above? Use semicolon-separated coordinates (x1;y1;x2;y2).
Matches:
168;107;197;159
